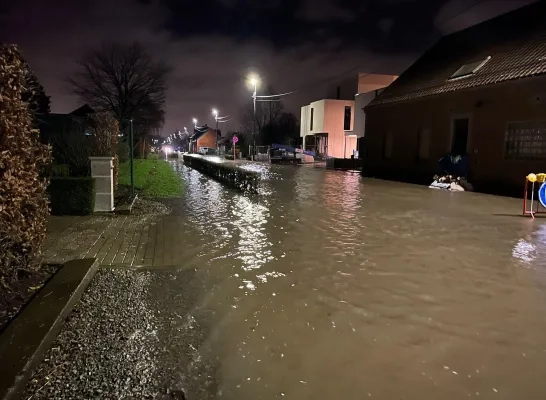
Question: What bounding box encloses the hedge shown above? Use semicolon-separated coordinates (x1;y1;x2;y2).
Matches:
0;44;51;277
48;177;95;215
182;154;259;193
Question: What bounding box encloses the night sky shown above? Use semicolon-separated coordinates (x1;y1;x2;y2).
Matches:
0;0;538;134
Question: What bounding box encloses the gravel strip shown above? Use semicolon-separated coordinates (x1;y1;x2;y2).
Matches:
24;269;170;399
23;267;218;399
131;198;172;216
23;266;220;399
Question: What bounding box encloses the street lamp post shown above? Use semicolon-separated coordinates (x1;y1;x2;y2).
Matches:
190;118;198;153
249;75;259;160
129;119;135;195
212;108;219;155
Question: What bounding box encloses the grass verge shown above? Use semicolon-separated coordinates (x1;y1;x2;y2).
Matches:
118;158;183;198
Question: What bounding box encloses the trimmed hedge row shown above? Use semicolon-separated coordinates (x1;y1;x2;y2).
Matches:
0;44;52;277
183;154;259;193
48;177;95;215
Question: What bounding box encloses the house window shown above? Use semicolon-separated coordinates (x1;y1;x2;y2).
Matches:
384;131;393;159
310;108;314;131
505;121;546;160
417;129;430;160
344;106;351;131
449;56;491;80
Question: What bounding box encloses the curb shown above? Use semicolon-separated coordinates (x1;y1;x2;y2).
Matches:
116;193;138;215
0;258;99;400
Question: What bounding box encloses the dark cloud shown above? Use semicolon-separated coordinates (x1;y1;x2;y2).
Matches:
377;18;395;35
435;0;538;34
0;0;538;134
160;0;441;52
297;0;359;23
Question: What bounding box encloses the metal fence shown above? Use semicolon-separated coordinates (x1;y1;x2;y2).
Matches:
255;146;270;162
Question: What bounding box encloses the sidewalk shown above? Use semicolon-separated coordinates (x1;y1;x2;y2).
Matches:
43;214;159;267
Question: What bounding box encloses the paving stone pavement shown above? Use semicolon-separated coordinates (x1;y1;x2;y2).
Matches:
43;214;167;267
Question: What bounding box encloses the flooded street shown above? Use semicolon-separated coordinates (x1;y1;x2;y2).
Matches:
160;160;546;399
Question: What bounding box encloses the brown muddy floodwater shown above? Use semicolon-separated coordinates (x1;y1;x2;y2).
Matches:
168;160;546;399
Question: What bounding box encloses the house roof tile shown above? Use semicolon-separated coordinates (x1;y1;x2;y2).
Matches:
367;1;546;108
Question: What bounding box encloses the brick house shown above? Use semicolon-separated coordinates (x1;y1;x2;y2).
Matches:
363;1;546;195
190;126;220;153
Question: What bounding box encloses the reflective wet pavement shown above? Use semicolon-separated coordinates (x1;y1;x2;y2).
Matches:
161;161;546;399
26;160;546;399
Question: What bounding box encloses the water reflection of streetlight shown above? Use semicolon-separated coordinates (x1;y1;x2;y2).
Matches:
233;194;271;274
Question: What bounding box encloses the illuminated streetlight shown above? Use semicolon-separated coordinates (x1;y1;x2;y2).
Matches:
248;74;260;88
192;118;197;128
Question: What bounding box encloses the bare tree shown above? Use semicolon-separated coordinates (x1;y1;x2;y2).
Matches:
132;94;165;156
68;42;169;151
88;112;119;157
22;66;51;116
240;85;284;143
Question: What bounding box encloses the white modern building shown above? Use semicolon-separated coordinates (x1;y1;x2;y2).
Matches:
300;73;398;159
301;99;355;159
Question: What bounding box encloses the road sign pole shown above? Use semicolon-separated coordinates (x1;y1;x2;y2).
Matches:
232;135;238;160
130;119;134;195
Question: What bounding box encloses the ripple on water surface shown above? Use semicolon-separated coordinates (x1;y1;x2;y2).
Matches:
170;161;546;400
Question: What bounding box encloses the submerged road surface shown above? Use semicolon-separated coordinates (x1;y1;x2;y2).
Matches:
27;161;546;399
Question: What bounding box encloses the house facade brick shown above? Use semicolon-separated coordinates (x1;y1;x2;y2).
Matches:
364;75;546;195
196;129;217;149
190;127;219;153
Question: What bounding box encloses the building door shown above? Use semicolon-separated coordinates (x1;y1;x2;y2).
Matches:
318;134;328;156
451;118;469;155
